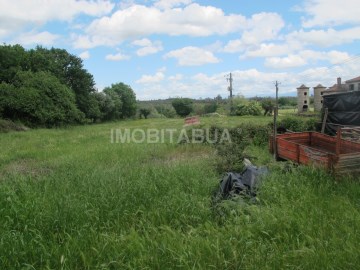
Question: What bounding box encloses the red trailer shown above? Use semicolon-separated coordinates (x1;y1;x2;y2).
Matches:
269;128;360;175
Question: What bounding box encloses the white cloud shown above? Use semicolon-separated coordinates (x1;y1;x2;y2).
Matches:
132;38;163;56
301;0;360;27
242;12;285;43
264;50;351;69
132;38;152;47
287;27;360;47
136;71;165;84
223;12;285;53
154;0;193;9
79;51;90;60
12;31;60;46
241;43;294;58
168;74;183;81
164;46;219;66
72;3;247;48
135;58;360;100
223;39;246;53
0;0;114;38
265;55;307;69
105;52;130;61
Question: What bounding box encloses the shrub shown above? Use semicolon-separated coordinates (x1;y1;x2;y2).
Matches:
172;98;193;117
0;71;84;127
154;105;177;118
278;116;320;132
103;82;137;119
235;102;262;116
204;102;218;114
139;108;151;119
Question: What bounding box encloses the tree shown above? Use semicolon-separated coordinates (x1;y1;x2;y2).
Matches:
204;101;218;114
0;44;28;84
172;98;193;117
103;82;137;119
139;108;151;119
261;99;274;116
155;105;177;118
235;102;262;116
27;46;98;121
0;71;83;127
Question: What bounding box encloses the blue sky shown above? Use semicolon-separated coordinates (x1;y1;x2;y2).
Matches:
1;0;360;100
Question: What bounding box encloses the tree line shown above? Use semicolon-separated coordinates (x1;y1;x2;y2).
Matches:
0;44;137;127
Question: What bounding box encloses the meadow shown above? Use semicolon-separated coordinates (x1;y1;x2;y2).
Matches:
0;115;359;269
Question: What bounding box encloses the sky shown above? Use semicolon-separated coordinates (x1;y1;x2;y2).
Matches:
1;0;360;100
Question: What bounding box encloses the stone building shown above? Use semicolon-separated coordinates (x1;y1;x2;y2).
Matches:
345;76;360;91
313;84;327;111
297;84;310;113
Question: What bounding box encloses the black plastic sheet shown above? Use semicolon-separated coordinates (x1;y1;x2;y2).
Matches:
323;91;360;135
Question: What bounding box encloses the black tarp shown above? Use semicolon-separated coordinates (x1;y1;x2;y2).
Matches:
323;91;360;135
217;162;268;199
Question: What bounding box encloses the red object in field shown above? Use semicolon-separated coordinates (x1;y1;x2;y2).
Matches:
269;128;360;175
184;116;200;126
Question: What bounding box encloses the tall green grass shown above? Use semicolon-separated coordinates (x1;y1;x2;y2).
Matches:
0;116;359;269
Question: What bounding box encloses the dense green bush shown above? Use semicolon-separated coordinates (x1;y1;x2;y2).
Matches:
103;82;137;119
155;105;177;118
0;44;138;127
277;116;320;132
172;98;193;117
239;123;271;146
0;71;84;127
204;102;218;114
235;102;262;116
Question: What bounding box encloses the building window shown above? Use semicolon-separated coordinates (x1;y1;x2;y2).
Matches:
321;100;323;103
304;100;307;104
350;84;354;90
321;91;324;95
304;92;307;96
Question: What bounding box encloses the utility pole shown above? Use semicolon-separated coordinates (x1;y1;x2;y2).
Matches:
273;81;279;160
226;72;234;114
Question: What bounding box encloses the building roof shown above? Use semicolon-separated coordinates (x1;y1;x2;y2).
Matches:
314;84;325;88
345;76;360;83
297;84;309;89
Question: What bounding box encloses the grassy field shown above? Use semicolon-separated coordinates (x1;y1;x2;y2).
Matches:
0;116;359;269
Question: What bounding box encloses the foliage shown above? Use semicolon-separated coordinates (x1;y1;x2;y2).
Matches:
192;103;205;115
154;105;177;118
235;101;262;116
0;117;359;269
239;123;271;146
0;44;138;126
172;98;193;117
0;71;84;127
278;96;297;107
277;116;320;132
261;99;274;116
26;46;98;120
104;82;137;119
204;102;218;114
139;108;151;119
0;44;28;84
101;89;123;121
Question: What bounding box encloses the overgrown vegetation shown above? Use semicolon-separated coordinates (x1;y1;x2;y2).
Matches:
0;44;137;126
171;98;194;117
0;116;359;269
